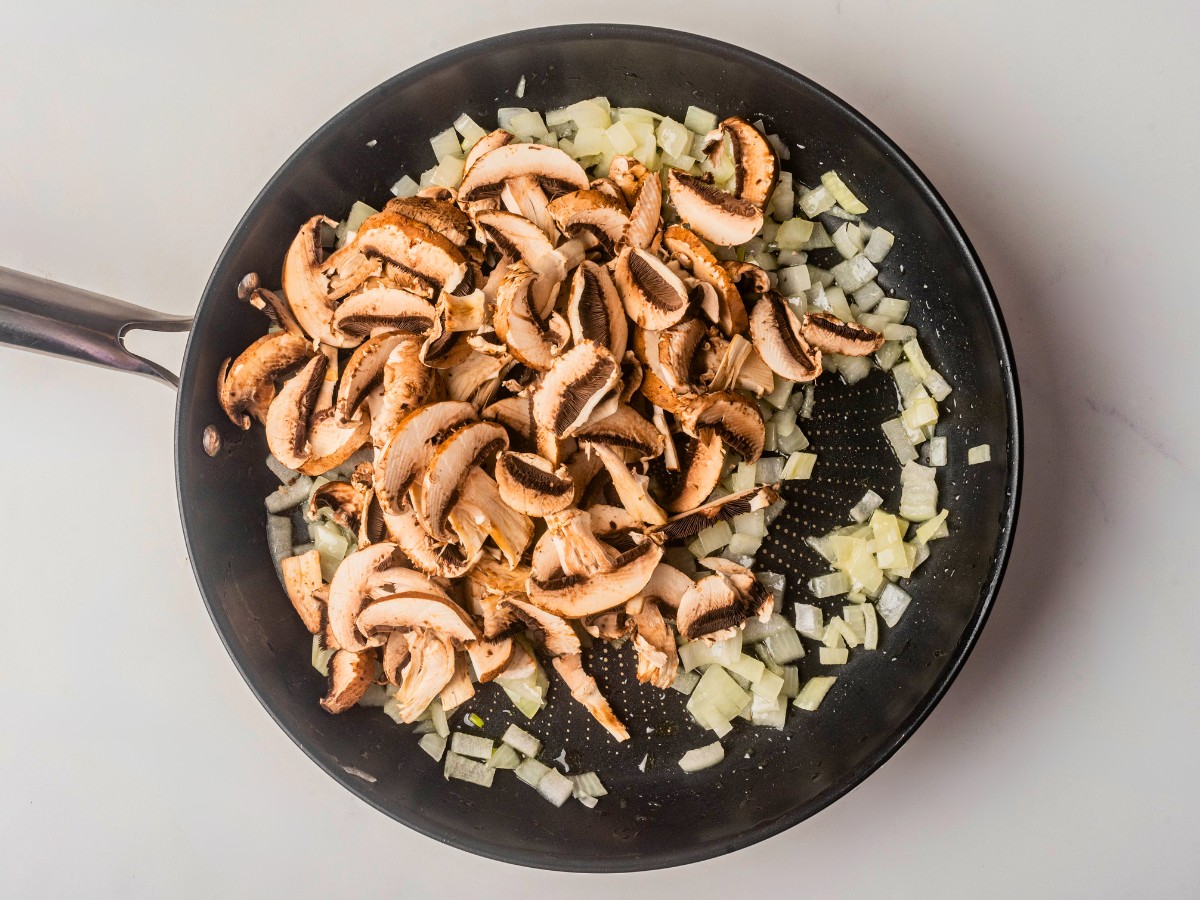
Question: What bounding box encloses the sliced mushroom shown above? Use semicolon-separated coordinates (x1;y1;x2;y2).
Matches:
749;291;823;383
493;262;570;371
703;116;779;207
280;548;324;634
332;285;437;338
436;289;487;333
656;318;707;393
552;654;629;742
699;556;774;623
498;594;581;657
383;196;473;246
356;592;479;645
465;637;514;683
450;467;533;567
588;443;667;527
622;169;662;252
680;390;765;463
265;354;327;469
382;630;410;685
282;216;378;347
416;421;508;541
325;542;403;652
546;189;629;255
654;484;780;543
588;176;627;206
723;260;772;296
630;599;679;689
527;534;662;618
613;247;689;331
373;400;475;515
354;211;468;297
366;335;433;446
533;341;620;439
587;503;641;537
637;562;695;611
667;429;725;513
392;629;457;722
566;261;627;360
320;649;376;713
237;272;304;337
638;367;693;415
609;155;649;206
218;331;313;429
676;573;745;641
308;481;363;532
439;653;476;711
495;451;575;517
299;408;371;477
500;174;559;241
482;394;534;443
462;128;514;175
663;224;746;337
383;498;476;578
458;142;589;203
801;312;885;357
574;403;664;461
335;330;407;422
666;169;763;247
444;350;508;409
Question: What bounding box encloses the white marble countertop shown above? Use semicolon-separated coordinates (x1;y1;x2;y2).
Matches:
2;2;1197;896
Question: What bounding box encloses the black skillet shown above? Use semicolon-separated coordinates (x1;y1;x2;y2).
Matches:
0;24;1021;872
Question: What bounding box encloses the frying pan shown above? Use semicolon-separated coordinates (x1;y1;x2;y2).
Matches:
0;24;1021;872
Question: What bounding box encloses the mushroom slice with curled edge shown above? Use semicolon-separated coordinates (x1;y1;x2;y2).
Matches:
265;354;327;470
444;351;508;410
383;196;472;247
546;189;629;256
622;169;662;252
704;334;775;398
501;175;559;242
332;284;437;339
656;318;707;393
666;169;763;247
354;211;468;297
335;330;407;423
637;562;695;611
449;468;533;567
280;548;324;634
699;556;774;623
238;272;304;337
320;648;376;714
483;394;534;443
750;291;823;383
299;408;371;477
475;210;583;316
382;498;475;578
382;631;410;685
458;142;590;204
663;225;746;337
282;216;378;347
609;155;649;206
435;288;487;333
630;599;679;689
497;594;581;657
355;592;480;646
533;341;620;439
366;335;433;447
587;503;641;538
588;177;627;207
553;653;630;742
637;367;693;416
218;331;313;429
325;542;406;652
667;429;726;513
703;116;779;208
655;484;780;543
495;451;575;517
619;350;643;403
493;262;570;371
566;261;627;360
392;629;458;723
466;636;514;683
722;260;772;297
613;247;689;331
801;312;885;357
440;652;476;711
527;534;662;618
462;128;514;175
588;443;668;527
676;573;746;642
419;317;474;370
309;481;364;533
373;400;475;515
574;403;664;462
416;421;509;542
679;390;765;463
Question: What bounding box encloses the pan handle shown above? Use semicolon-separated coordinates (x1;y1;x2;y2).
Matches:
0;266;193;388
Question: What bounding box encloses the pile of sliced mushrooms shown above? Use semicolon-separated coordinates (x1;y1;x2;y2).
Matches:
218;112;886;750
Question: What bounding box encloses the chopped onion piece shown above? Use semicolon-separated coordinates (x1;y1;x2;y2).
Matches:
801;223;835;250
830;254;878;293
862;603;879;650
770;172;795;221
266;516;292;570
266;454;301;485
925;369;953;401
750;692;787;729
830;222;865;260
838;355;873;385
781;451;817;480
671;669;701;695
679;742;725;772
501;724;542;758
849;490;884;523
822;618;846;649
903;397;940;430
536;769;574;807
757;570;786;606
733;508;767;538
762;627;805;664
752;669;785;702
795;676;837;711
841;605;867;643
570;771;608;799
863;227;894;263
430;127;463;160
876;341;904;371
726;533;762;557
688;665;751;730
688;520;734;558
798;184;836;217
756;456;785;485
915;509;949;544
881;418;919;463
927;436;948;467
794;603;825;640
968;444;992;465
777;426;810;456
655;116;690;157
883;323;918;342
429;697;450;738
809;571;851;598
485;744;522;770
876;297;910;323
777;264;812;296
764;377;793;410
265;476;313;513
419;733;447;762
727;653;766;683
683;105;718;134
515;757;550;788
781;666;801;698
876;583;912;627
820;171;868;215
390;175;419;198
776;217;815;250
444;750;495;787
819;647;849;665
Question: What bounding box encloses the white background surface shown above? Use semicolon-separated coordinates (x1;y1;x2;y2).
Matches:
2;2;1197;896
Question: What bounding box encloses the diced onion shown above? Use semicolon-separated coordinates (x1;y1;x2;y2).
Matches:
809;571;851;599
756;456;785;485
449;732;493;760
849;490;884;524
819;647;849;665
683;105;718;134
570;771;608;799
915;509;949;544
863;227;894;263
794;603;825;640
837;356;872;385
429;697;450;738
883;323;918;342
798;185;836;217
679;741;725;772
266;453;301;485
876;583;912;627
762;627;805;664
536;769;574;807
444;750;495;787
515;757;550;787
777;264;812;296
927;436;948;467
770;172;796;221
781;451;817;480
795;676;837;711
862;603;879;650
265;476;313;513
830;254;878;293
390;175;419;198
688;520;734;557
831;223;865;260
486;743;522;770
655;116;690;157
875;297;910;323
752;668;785;703
881;418;919;464
430;127;463;160
968;444;992;465
727;653;766;683
726;533;761;557
266;515;293;568
820;171;868;215
501;724;542;758
750;692;788;729
687;665;751;731
671;669;701;695
775;217;815;250
757;570;787;606
419;733;446;762
781;666;801;698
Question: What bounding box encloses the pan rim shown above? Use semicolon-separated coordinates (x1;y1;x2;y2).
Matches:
176;22;1022;873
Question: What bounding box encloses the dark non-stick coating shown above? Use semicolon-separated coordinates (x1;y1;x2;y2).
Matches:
176;24;1020;872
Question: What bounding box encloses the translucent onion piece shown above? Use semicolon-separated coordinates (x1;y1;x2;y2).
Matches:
679;741;725;772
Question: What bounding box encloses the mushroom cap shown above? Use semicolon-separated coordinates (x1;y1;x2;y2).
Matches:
265;353;327;469
443;350;508;409
416;421;509;541
462;128;514;175
458;142;589;202
356;592;480;644
332;285;437;338
218;331;313;430
495;451;575;517
676;573;747;640
493;262;570;371
383;196;472;247
532;341;621;438
373;400;476;515
574;403;664;461
475;210;570;315
498;594;581;657
392;628;457;722
667;429;726;513
655;484;780;543
354;210;468;296
566;260;627;360
749;291;823;383
680;390;766;463
587;503;641;536
801;312;885;357
527;536;663;618
546;189;630;255
326;542;402;652
663;224;747;337
320;649;376;714
613;247;690;331
708;116;779;208
588;176;627;207
723;260;773;296
666;169;764;247
698;556;774;622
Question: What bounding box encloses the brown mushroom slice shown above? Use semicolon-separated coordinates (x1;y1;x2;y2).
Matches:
657;318;707;393
666;169;763;247
573;403;664;462
552;654;630;742
500;174;559;241
381;631;410;685
320;648;376;714
392;629;458;722
451;468;533;567
299;408;371;477
482;395;535;443
587;503;641;537
308;481;363;533
749;291;823;383
282;216;378;347
722;260;773;297
680;390;765;463
332;285;437;338
663;224;747;337
527;537;662;618
218;331;313;430
417;421;509;541
533;341;620;439
630;600;679;689
613;247;690;331
280;549;324;634
444;351;509;409
609;155;649;206
638;562;695;612
538;508;616;578
382;500;476;578
493;262;570;371
704;116;779;208
366;335;433;446
383;196;472;247
354;211;468;297
465;555;532;602
436;288;487;333
698;556;774;623
801;312;885;357
547;189;629;255
373;401;476;515
495;451;575;517
638;368;693;415
458;142;589;202
566;261;627;360
265;354;328;470
655;484;780;543
588;176;627;207
237;272;304;337
356;592;480;645
439;653;476;711
466;637;514;683
497;594;581;657
667;429;726;513
475;210;583;316
583;611;633;640
588;443;667;527
326;542;403;652
622;169;662;252
676;573;746;642
335;330;407;422
462;128;514;175
419;319;474;370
